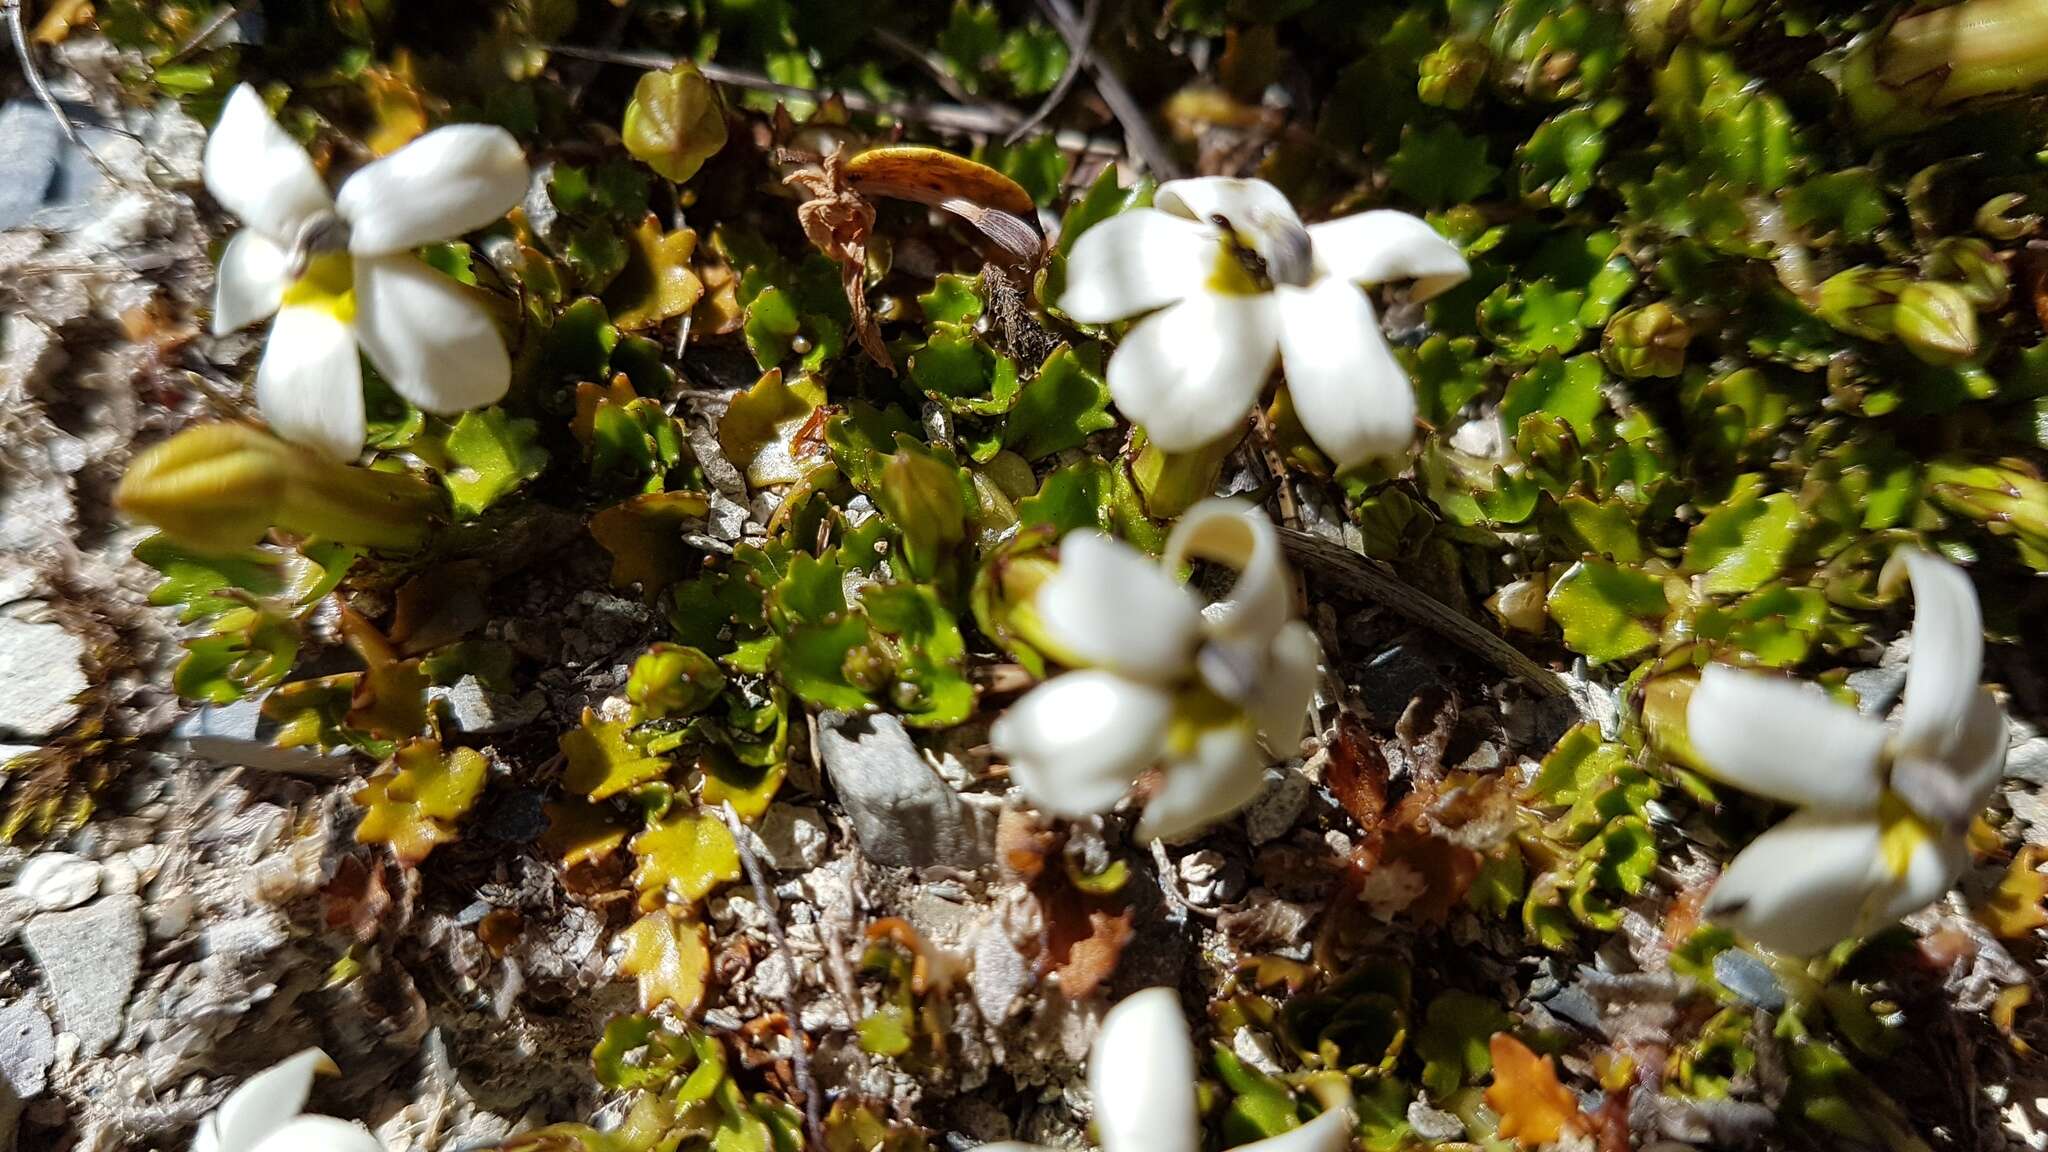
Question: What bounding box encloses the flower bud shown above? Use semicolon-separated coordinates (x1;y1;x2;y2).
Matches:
622;63;729;183
1894;281;1980;365
117;423;439;553
1923;236;2009;309
877;450;969;582
1418;40;1489;109
1601;302;1691;379
1815;265;1909;341
1925;459;2048;564
117;423;295;552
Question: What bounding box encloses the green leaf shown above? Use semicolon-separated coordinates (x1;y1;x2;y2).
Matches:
1546;559;1668;663
1682;483;1803;594
861;583;976;728
136;536;292;624
1387;122;1501;208
919;274;984;326
1517;100;1622;208
562;715;670;801
1404;334;1492;426
1004;345;1116;459
1416;991;1512;1098
1501;353;1605;442
1213;1047;1303;1144
936;1;1003;92
425;408;548;519
1015;459;1166;554
997;23;1069;96
826;402;921;492
1652;46;1807;192
1479;279;1588;362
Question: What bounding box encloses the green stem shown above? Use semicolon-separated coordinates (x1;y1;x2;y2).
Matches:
1881;0;2048;105
1130;429;1242;520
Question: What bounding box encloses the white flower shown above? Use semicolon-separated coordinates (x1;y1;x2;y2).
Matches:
193;1049;383;1152
205;84;529;462
1685;549;2007;956
980;988;1352;1152
1058;177;1469;471
990;499;1320;841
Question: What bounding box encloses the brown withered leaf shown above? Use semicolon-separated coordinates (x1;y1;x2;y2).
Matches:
785;150;889;371
996;809;1134;998
390;560;490;656
323;853;392;942
1389;685;1459;785
1325;713;1390;833
337;601;429;740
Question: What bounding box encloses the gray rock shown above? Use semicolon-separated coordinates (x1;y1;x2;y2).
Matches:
969;918;1033;1024
9;852;99;911
818;712;990;868
169;697;353;776
21;895;141;1056
0;102;63;232
1847;664;1909;716
2007;735;2048;786
1358;644;1449;722
0;618;86;740
1407;1102;1466;1141
433;676;546;735
707;492;752;542
1242;765;1313;845
0;999;53;1100
750;804;830;871
1712;947;1786;1012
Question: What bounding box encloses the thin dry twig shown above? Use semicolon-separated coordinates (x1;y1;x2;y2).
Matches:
1005;0;1099;146
872;26;976;105
544;43;1126;157
1032;0;1183;179
716;801;825;1152
1275;526;1570;699
6;0;127;186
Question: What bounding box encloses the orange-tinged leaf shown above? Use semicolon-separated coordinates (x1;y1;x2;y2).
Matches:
608;215;703;330
843;146;1036;216
589;490;712;591
561;711;670;800
630;806;741;911
1981;846;2048;939
618;907;712;1015
542;798;631;866
1486;1033;1586;1148
354;739;490;865
572;375;640;450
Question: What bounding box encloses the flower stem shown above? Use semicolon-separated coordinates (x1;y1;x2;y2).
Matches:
1131;430;1241;520
1880;0;2048;105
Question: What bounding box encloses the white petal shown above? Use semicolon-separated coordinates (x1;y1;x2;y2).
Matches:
200;1049;333;1152
1138;717;1265;842
991;671;1173;819
214;231;289;336
1895;549;1985;763
1237;1106;1357;1152
1891;687;2007;832
1091;988;1200;1152
204;85;333;242
257;307;365;463
1248;620;1321;755
1058;209;1217;324
1308;211;1471;301
1704;811;1887;956
1107;293;1279;453
1164;499;1292;650
249;1115;385;1152
1686;665;1887;812
1036;531;1203;683
1155;177;1302;232
1273;279;1415;471
337;125;529;256
352;255;510;413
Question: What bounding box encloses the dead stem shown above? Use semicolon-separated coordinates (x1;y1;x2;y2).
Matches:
716;801;826;1152
544;43;1127;158
1275;526;1570;699
1031;0;1184;179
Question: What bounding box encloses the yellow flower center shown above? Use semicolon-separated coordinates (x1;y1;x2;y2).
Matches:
1165;684;1245;758
281;251;358;325
1877;792;1934;881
